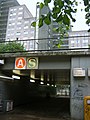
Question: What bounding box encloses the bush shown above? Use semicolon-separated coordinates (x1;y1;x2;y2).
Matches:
0;42;25;52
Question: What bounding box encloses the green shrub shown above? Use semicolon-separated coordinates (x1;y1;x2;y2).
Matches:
0;42;25;52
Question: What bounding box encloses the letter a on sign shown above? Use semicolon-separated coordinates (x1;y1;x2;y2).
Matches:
15;57;26;69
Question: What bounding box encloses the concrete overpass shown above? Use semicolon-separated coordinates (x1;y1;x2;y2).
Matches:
0;49;90;120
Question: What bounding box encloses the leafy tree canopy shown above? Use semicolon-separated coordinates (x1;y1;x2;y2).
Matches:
0;42;25;53
31;0;90;32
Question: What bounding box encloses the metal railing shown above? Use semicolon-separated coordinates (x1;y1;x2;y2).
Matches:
0;35;90;53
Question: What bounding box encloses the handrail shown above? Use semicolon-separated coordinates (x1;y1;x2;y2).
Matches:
0;35;89;53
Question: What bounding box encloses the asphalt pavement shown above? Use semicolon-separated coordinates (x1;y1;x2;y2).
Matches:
0;97;72;120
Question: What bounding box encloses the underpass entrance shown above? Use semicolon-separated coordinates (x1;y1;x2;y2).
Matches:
0;68;70;118
0;55;71;118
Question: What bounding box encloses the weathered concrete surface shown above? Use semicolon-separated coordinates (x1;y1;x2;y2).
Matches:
70;57;90;120
1;50;90;120
0;49;90;58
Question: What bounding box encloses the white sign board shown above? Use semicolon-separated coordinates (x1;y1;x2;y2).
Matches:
88;68;90;76
15;57;38;69
0;60;4;64
73;68;85;77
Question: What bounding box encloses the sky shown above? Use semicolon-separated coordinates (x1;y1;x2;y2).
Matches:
17;0;89;31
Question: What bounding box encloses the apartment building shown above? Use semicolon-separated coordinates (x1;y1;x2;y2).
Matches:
6;5;35;50
51;22;70;49
69;30;90;48
35;3;70;50
35;3;52;50
0;0;19;41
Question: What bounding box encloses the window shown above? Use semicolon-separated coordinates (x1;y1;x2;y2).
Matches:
16;32;21;36
82;43;88;47
7;34;10;36
85;33;88;36
12;18;15;21
83;39;88;44
24;26;28;29
76;39;80;44
17;21;21;25
10;14;13;17
18;27;21;29
10;9;13;12
8;28;14;31
18;12;23;15
31;26;34;28
30;31;34;34
9;12;16;16
9;18;12;21
49;35;51;38
18;17;22;20
13;13;16;16
14;8;17;11
12;22;15;25
19;7;23;10
8;23;12;26
11;33;14;36
30;41;34;48
24;31;28;34
71;43;75;47
24;21;29;24
7;38;10;41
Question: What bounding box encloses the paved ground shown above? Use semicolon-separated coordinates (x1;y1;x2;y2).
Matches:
0;111;71;120
0;97;73;120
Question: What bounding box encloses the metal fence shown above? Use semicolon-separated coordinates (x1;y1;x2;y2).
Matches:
0;35;90;53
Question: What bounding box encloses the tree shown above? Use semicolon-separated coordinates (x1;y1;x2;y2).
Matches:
31;0;90;32
84;0;90;30
0;42;25;52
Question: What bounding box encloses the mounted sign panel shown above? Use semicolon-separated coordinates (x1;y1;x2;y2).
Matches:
15;57;38;69
0;60;4;64
88;68;90;77
73;68;85;77
15;57;26;69
27;57;38;69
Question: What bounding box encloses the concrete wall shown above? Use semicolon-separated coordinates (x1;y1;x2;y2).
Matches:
39;56;70;69
2;55;90;119
2;56;71;70
0;76;30;106
71;56;90;120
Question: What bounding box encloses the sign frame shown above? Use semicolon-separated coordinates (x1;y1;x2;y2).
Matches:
15;57;26;69
73;68;85;77
15;57;38;69
27;57;38;69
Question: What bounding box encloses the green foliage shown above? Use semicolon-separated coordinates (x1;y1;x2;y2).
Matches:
32;0;77;28
84;0;90;32
40;2;44;9
84;0;89;6
0;42;25;53
31;0;90;47
31;22;36;27
44;0;51;5
44;12;51;25
31;0;89;30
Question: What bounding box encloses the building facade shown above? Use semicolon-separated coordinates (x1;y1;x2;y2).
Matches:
6;5;35;50
69;30;90;49
51;22;69;49
0;0;19;41
35;3;53;50
35;3;70;50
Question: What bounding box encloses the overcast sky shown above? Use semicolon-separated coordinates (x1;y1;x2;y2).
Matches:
17;0;89;31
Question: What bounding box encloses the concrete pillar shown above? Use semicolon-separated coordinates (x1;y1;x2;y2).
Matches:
70;57;90;120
